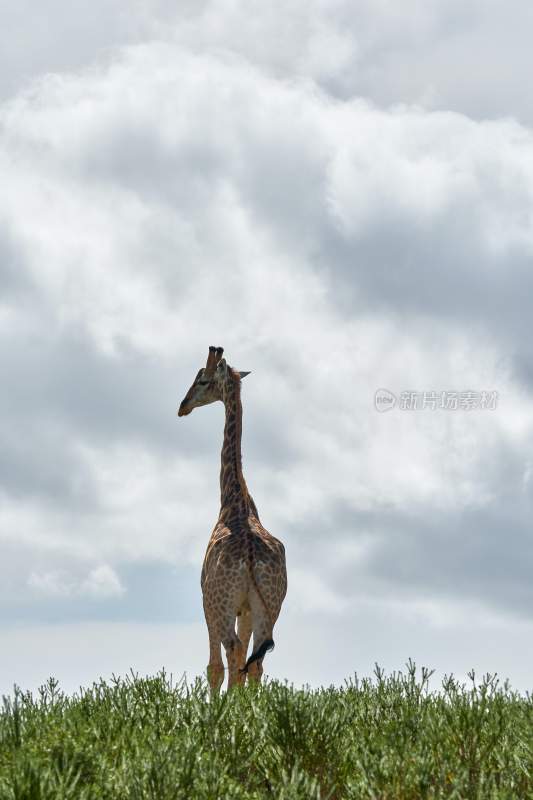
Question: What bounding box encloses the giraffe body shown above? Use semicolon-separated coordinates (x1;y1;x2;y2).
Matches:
178;347;287;690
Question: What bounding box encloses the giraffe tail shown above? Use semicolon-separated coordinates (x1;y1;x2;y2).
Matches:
240;638;275;674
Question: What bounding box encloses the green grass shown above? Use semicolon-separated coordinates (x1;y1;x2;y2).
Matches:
0;661;531;799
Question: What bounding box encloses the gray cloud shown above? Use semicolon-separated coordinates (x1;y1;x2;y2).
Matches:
0;325;197;503
0;226;34;297
3;1;533;124
0;0;159;101
160;1;533;125
285;429;533;622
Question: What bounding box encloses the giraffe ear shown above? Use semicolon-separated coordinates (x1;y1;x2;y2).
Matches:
239;371;251;379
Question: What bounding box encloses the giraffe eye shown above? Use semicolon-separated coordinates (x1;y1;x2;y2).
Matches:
198;380;210;386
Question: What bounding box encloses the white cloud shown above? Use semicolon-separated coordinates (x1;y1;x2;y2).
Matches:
80;565;125;598
27;565;125;599
288;568;347;614
28;570;74;598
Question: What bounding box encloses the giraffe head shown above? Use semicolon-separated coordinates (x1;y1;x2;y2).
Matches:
177;346;250;416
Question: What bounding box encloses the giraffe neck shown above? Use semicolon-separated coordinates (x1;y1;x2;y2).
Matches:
219;373;254;517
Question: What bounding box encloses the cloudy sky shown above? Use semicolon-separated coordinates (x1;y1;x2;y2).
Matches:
1;0;533;696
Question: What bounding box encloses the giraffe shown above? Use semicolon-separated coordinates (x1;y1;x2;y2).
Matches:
177;346;287;691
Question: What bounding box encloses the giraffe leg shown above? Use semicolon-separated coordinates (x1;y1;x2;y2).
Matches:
203;611;225;693
204;577;249;690
247;658;264;683
222;630;245;689
206;635;224;693
215;602;246;690
247;589;274;685
247;623;267;684
237;611;252;683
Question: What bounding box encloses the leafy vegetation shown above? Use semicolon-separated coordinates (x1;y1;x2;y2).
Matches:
0;661;531;798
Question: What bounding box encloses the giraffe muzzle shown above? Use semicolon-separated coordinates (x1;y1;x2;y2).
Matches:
177;402;192;417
